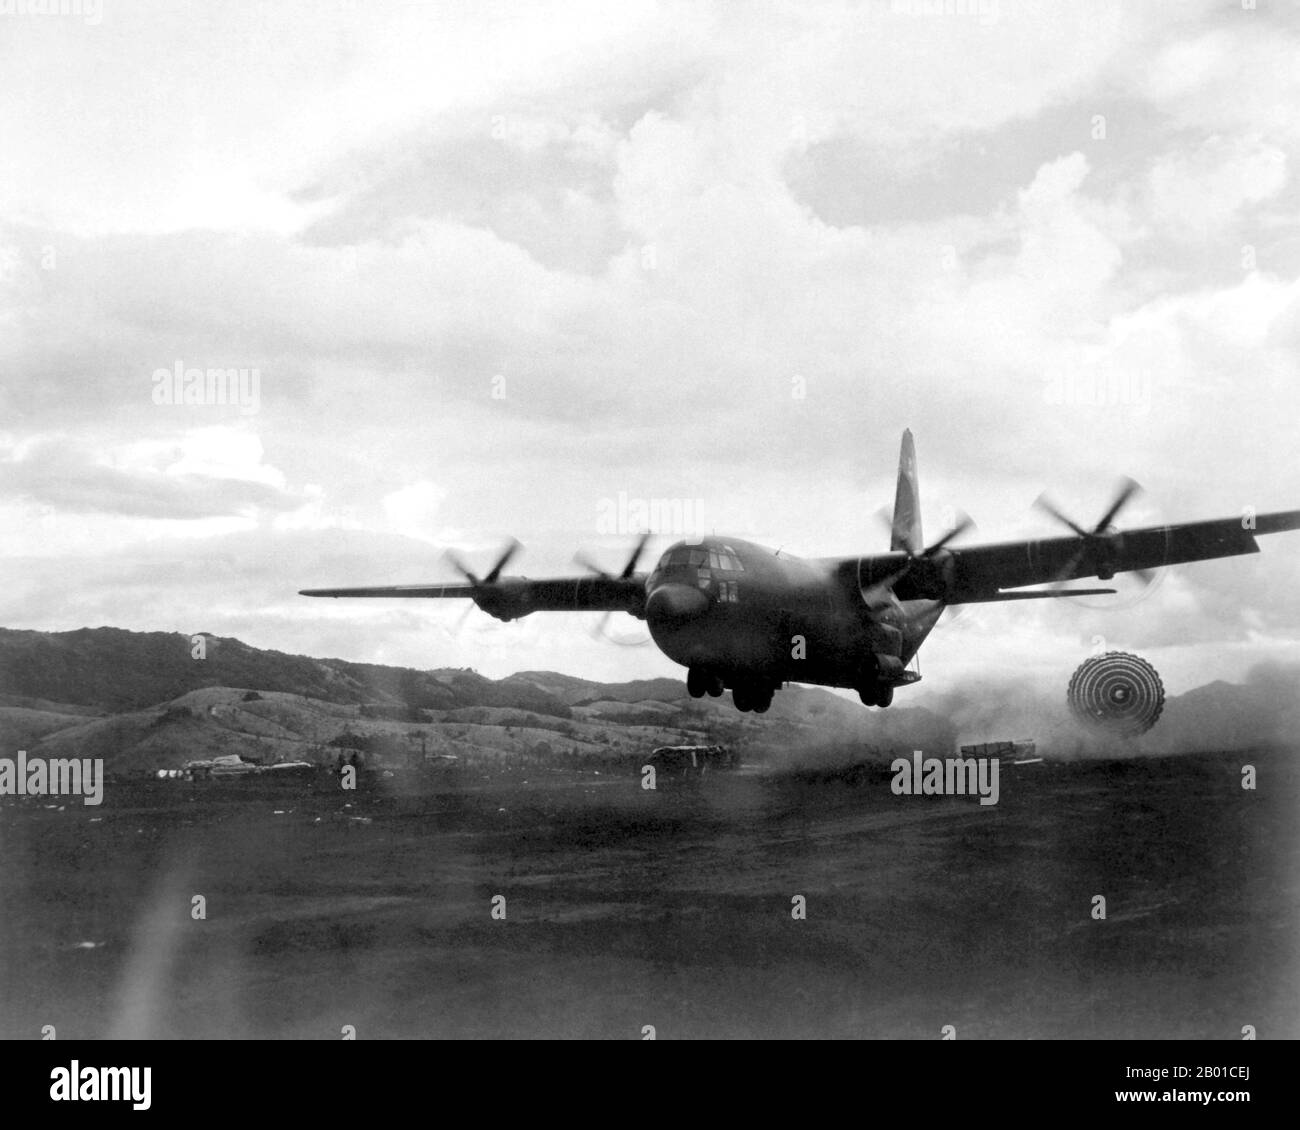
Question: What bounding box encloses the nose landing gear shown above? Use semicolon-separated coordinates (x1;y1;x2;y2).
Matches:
687;666;776;712
686;666;725;699
730;680;777;713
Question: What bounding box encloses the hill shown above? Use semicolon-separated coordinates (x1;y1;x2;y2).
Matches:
1;627;1291;775
0;627;574;716
0;627;916;774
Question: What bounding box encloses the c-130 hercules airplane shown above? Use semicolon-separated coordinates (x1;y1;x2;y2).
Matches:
302;431;1300;714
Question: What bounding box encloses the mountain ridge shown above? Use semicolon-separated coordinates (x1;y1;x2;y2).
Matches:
0;627;1292;773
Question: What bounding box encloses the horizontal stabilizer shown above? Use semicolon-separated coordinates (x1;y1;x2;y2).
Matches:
958;587;1117;603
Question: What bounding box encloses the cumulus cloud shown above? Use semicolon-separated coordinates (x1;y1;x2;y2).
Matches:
0;431;304;520
1147;135;1286;236
1;0;1298;694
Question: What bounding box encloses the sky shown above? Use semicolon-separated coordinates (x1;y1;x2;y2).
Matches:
2;0;1299;702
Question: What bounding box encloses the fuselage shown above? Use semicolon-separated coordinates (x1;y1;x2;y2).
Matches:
642;536;941;694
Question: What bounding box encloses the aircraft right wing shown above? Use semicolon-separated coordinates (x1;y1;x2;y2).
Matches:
300;534;655;621
300;574;647;621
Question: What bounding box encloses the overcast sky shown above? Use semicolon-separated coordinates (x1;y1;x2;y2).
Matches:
2;0;1298;701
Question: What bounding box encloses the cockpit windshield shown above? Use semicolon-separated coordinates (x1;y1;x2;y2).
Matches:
656;545;744;571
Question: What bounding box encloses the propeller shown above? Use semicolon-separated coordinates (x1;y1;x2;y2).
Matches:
444;537;522;588
1033;478;1155;587
860;511;975;604
574;530;652;582
575;532;653;647
441;538;522;632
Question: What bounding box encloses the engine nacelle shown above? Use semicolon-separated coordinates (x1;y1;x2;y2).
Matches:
473;581;532;622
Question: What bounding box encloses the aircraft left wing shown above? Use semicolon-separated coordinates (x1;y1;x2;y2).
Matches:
841;508;1300;605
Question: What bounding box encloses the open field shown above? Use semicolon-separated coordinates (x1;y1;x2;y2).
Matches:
1;749;1294;1039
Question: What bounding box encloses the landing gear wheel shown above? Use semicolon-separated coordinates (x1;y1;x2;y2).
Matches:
706;676;724;698
858;682;894;708
687;667;708;699
733;682;774;713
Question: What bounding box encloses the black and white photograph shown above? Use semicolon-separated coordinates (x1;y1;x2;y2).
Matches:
1;0;1296;1076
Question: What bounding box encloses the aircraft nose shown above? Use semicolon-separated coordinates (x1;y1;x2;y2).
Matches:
645;582;710;624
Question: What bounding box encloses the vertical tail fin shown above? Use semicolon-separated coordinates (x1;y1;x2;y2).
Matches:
891;429;922;554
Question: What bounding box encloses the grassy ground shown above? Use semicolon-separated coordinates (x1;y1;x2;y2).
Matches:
1;749;1294;1039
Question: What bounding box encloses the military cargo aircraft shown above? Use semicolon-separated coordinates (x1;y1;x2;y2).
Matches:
301;431;1300;713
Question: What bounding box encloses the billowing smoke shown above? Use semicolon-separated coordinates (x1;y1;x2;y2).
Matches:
768;658;1300;774
923;659;1300;759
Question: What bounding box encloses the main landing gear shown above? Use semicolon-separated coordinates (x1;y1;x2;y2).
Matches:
857;682;894;708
